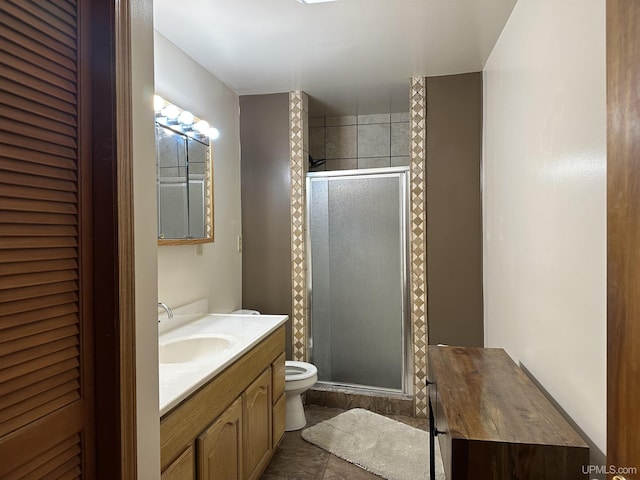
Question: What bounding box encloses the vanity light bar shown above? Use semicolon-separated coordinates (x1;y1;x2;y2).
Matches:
153;95;220;141
297;0;337;4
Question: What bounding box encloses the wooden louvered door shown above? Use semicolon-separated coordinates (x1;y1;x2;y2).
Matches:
0;0;100;477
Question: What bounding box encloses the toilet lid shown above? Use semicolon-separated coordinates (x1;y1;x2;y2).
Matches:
285;361;317;381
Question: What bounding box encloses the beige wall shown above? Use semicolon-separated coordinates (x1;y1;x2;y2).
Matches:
483;0;606;456
131;0;160;477
155;33;242;312
131;20;243;479
427;73;483;347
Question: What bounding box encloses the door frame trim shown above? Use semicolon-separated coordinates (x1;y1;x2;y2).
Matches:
90;0;137;477
115;0;137;477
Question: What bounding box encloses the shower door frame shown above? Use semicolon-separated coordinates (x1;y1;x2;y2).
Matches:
305;167;413;395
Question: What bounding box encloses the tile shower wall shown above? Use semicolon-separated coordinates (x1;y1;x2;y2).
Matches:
309;113;410;170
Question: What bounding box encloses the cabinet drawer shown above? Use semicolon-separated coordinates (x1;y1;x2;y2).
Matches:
429;383;452;479
272;352;285;401
272;393;286;447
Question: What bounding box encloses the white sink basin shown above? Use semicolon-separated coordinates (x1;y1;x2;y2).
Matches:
159;334;235;364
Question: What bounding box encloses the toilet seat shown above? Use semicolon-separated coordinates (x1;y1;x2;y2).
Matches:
285;361;317;382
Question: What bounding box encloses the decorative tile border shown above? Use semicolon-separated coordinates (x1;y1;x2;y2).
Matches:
290;91;308;362
410;77;429;417
289;84;428;416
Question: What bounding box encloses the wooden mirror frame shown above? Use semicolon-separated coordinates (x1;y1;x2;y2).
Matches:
157;128;214;246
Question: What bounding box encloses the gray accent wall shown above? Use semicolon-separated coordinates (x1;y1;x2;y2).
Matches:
240;94;293;358
239;80;483;357
427;73;484;347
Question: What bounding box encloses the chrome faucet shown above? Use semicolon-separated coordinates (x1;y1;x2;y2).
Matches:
158;302;174;322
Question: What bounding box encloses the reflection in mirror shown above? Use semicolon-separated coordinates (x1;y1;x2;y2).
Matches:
155;96;215;245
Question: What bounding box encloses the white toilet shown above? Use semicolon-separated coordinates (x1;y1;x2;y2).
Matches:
284;361;317;431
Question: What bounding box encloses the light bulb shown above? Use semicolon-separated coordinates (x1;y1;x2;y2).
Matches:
162;104;180;120
194;120;210;133
153;95;165;111
178;111;194;125
206;127;220;140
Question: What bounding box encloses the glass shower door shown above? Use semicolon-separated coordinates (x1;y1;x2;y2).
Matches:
308;168;409;393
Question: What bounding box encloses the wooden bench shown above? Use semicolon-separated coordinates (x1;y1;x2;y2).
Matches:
428;346;589;479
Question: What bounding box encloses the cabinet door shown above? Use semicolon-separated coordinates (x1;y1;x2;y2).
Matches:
272;393;286;447
198;397;243;480
272;352;286;401
243;368;272;480
162;446;195;480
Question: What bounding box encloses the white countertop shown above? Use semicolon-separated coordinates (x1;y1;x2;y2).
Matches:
159;313;288;416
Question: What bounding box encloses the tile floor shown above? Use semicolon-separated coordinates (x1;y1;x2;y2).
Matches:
261;404;430;480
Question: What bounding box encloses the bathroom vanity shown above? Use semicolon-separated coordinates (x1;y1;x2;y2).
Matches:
159;314;287;480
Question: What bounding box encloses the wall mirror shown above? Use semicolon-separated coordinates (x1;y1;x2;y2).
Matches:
155;96;215;245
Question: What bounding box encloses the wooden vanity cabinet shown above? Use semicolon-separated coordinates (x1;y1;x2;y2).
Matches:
161;326;286;480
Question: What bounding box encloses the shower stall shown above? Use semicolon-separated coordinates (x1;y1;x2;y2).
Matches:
307;167;412;394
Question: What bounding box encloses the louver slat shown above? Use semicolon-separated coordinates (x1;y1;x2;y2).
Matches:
0;271;78;292
0;370;79;414
0;170;77;193
0;212;77;226
0;197;77;215
0;378;79;424
0;346;78;385
0;130;76;160
38;456;82;480
0;116;77;149
0;149;77;173
3;434;81;480
0;335;79;371
0;391;79;438
19;0;77;36
0;51;76;94
0;323;78;357
0;90;77;128
0;247;76;262
0;5;75;62
1;64;75;107
48;0;76;18
0;23;75;73
23;444;81;480
0;77;76;120
0;258;77;276
0;104;76;137
0;290;78;312
0;26;75;82
2;1;76;49
0;358;78;394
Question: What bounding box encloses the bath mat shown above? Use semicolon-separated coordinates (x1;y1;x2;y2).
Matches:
301;408;445;480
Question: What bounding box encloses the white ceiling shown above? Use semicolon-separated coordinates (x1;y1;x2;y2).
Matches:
153;0;516;116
